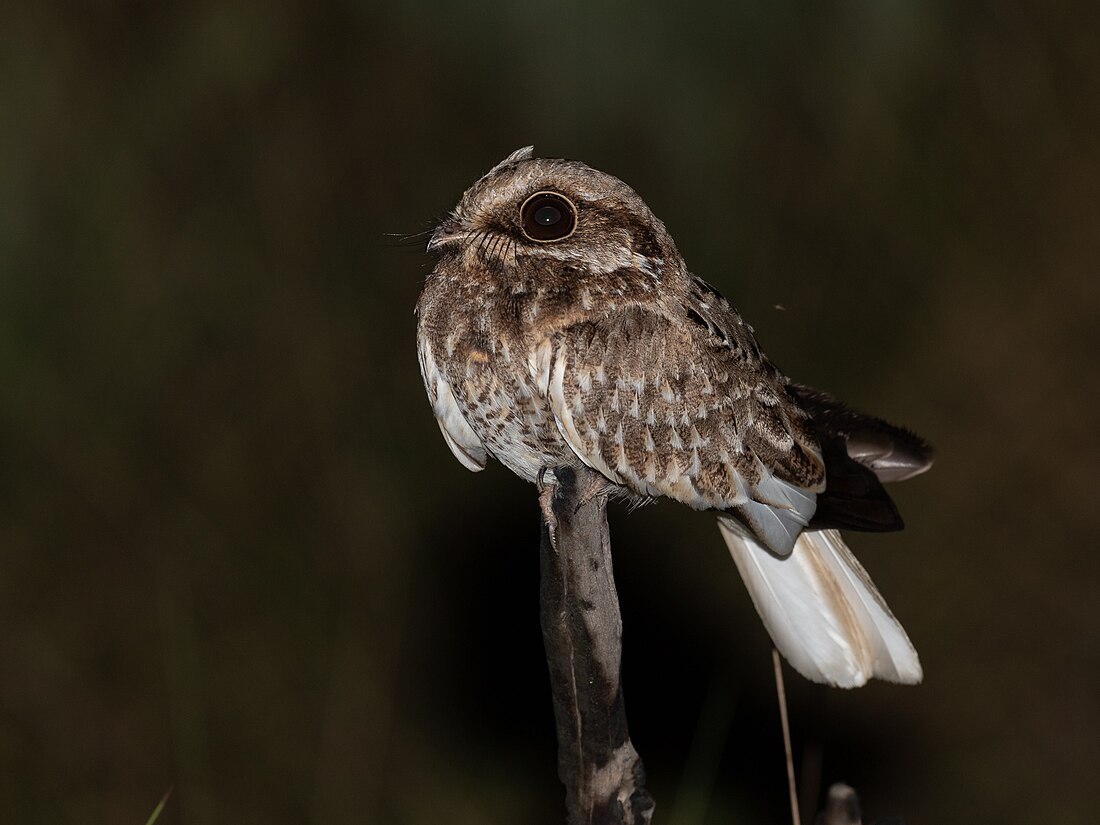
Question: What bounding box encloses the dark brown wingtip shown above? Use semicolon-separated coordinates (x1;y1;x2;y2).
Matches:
808;434;906;533
844;425;934;482
787;384;934;484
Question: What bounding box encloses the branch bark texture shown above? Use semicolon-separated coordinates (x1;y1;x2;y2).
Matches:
539;465;654;825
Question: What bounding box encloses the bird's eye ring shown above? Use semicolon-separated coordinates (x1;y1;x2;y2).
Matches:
520;191;577;242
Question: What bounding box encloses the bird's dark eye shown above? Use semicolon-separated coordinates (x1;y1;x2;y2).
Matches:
520;191;577;242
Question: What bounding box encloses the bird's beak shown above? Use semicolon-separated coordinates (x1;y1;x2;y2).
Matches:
427;217;465;253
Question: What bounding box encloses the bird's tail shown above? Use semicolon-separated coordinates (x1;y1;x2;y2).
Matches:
718;518;922;688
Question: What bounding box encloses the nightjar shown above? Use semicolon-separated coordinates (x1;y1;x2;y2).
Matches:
416;147;933;687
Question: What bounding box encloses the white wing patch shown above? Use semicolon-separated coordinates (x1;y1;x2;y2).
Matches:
418;339;487;472
719;518;922;687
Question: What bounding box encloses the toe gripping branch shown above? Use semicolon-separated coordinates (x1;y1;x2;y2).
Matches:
538;464;654;825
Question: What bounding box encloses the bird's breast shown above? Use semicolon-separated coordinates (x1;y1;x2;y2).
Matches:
440;323;570;483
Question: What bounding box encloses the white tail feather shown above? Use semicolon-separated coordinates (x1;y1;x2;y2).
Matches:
718;518;922;688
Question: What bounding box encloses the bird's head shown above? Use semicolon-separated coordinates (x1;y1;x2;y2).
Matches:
428;146;680;280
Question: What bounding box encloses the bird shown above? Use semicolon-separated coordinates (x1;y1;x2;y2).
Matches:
416;146;933;688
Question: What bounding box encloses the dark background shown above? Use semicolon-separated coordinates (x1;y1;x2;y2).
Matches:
3;1;1098;823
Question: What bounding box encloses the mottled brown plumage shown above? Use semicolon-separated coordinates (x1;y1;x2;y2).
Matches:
416;147;934;686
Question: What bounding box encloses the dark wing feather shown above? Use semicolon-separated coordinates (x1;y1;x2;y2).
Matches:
788;385;934;482
787;384;934;533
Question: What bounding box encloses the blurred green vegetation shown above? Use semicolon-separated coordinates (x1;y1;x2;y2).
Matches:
2;1;1098;823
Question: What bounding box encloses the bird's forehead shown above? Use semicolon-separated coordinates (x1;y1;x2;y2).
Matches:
459;157;639;214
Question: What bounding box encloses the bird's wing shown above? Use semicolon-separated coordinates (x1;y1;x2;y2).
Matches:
418;337;487;472
542;303;823;556
787;384;935;483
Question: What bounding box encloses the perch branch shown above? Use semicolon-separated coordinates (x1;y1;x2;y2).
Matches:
539;464;654;824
